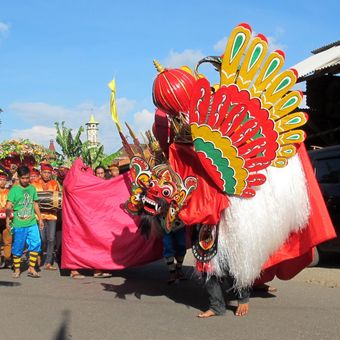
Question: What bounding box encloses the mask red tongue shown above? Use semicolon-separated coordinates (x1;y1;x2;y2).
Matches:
144;206;157;215
143;193;158;215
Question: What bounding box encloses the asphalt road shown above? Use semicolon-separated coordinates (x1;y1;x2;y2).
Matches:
0;253;340;340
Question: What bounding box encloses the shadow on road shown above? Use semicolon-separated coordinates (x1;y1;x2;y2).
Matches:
100;263;208;310
0;280;21;287
250;290;277;299
54;310;71;340
99;261;240;313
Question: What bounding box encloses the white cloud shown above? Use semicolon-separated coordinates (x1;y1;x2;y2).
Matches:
275;26;285;35
213;30;286;55
8;97;137;154
164;49;204;69
0;22;9;38
9;97;135;123
267;36;286;52
11;125;56;147
9;102;76;122
213;37;228;53
116;97;136;115
251;29;286;52
133;109;154;133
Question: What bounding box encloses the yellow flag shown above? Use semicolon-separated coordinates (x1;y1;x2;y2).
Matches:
108;78;121;131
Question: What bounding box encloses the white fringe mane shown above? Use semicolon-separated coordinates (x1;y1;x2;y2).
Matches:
210;154;311;289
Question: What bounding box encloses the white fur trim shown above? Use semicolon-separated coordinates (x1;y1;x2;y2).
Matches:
210;154;311;288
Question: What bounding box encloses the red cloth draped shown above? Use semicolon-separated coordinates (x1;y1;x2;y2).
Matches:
61;142;336;279
152;109;174;157
169;143;229;225
61;158;162;270
256;144;336;283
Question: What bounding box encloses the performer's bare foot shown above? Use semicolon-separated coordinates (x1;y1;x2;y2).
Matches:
197;310;216;318
235;303;249;317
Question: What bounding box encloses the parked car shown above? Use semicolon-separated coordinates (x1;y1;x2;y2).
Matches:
308;145;340;265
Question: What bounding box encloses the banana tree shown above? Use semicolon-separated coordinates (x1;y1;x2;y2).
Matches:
55;121;106;168
81;141;105;168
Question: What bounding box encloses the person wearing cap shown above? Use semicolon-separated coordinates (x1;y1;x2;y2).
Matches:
32;163;60;270
29;168;40;183
0;170;12;268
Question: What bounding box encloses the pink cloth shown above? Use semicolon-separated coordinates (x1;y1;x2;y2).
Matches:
61;158;162;270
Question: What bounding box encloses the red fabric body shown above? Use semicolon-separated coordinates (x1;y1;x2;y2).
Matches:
256;144;336;283
152;109;174;157
169;143;229;225
61;158;162;270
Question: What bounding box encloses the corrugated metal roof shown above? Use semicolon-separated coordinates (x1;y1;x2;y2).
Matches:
312;41;340;54
293;44;340;81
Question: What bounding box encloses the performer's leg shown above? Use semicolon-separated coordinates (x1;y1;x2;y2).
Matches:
2;227;12;265
235;286;250;317
163;232;176;283
44;219;56;268
11;227;29;278
223;272;250;317
39;220;47;266
28;251;39;271
198;275;226;317
173;228;187;280
26;224;41;277
164;256;177;284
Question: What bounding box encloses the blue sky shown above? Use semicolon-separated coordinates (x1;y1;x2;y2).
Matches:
0;0;339;153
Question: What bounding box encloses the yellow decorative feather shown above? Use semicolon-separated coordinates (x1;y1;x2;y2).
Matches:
218;24;307;168
220;24;252;86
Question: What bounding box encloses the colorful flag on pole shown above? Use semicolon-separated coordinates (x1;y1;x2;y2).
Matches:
108;78;121;131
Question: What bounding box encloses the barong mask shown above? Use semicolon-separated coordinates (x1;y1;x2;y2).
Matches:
125;156;197;233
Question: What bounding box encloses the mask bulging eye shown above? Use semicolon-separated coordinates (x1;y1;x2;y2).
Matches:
161;184;174;197
162;189;170;197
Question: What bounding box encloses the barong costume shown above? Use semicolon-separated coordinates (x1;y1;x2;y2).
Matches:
61;24;335;293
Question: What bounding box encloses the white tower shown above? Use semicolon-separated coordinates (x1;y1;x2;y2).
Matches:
86;115;99;147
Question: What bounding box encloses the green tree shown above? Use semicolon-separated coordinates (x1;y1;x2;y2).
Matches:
101;149;122;168
81;141;105;168
55;121;106;168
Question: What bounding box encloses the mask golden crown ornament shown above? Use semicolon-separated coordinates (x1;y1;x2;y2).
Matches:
150;23;309;279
